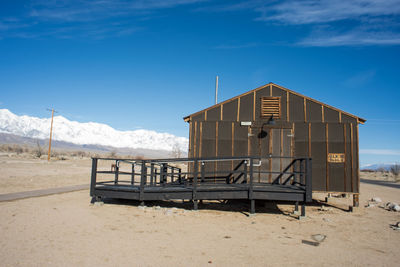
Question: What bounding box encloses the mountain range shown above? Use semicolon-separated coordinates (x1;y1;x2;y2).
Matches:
0;109;188;157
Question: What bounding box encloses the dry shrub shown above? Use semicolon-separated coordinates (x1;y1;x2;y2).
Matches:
108;151;117;158
0;144;24;154
377;167;387;173
34;140;43;158
390;163;400;179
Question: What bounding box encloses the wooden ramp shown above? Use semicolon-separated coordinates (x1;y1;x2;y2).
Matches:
90;156;312;216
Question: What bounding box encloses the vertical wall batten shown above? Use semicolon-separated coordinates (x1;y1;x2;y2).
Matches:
221;105;223;121
322;106;325;123
215;121;219;182
258;132;261;182
304;98;307;122
325;124;329;191
308;123;311;157
280;129;283;174
269;129;273;182
237;98;240;122
350;123;354;193
356;124;360;193
199;122;203;157
253;92;256;121
286;91;290;121
205;111;207;121
291;123;295;180
269;84;272;96
247;127;251;156
343;123;347;191
339;112;342;123
231;122;234;170
189;121;192;157
193;121;197;158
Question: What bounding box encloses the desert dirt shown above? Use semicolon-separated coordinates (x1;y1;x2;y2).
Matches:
0;154;399;266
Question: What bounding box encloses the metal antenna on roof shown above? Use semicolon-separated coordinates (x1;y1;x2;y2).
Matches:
215;75;219;104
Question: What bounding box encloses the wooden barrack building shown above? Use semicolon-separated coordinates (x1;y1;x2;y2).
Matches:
184;82;365;205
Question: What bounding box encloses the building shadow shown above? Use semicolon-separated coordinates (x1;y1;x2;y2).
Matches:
94;197;300;217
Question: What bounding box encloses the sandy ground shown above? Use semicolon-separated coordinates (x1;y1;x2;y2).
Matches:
0;155;91;193
0;154;399;266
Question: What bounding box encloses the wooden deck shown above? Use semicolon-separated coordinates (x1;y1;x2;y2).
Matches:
94;182;306;202
90;156;312;216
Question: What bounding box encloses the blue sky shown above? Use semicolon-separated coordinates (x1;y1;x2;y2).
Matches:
0;0;399;165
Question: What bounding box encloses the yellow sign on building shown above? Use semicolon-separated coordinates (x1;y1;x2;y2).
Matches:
328;153;345;163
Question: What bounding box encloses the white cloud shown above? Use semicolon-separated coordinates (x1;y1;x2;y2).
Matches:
360;149;400;156
298;28;400;46
259;0;400;46
1;0;206;39
202;0;400;46
255;0;400;24
29;0;206;22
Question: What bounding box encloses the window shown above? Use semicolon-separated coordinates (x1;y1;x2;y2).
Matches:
261;97;281;119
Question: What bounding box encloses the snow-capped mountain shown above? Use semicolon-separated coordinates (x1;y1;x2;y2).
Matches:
361;163;398;171
0;109;188;152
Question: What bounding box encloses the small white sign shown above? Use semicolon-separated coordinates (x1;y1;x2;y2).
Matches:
240;121;252;126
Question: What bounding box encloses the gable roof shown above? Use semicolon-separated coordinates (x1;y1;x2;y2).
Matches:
184;82;366;124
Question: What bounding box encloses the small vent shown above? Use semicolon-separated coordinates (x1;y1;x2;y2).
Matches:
261;97;281;118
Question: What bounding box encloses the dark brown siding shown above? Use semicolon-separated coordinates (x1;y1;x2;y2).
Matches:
324;108;339;122
192;113;205;122
222;100;238;121
342;114;357;124
255;87;270;120
294;123;308;157
289;93;305;122
310;123;327;191
344;124;352;192
272;85;288;121
307;100;323;122
187;84;362;193
239;93;253;121
217;122;233;174
328;124;345;192
207;106;221;121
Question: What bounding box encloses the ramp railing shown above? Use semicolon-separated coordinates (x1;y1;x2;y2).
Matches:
90;155;312;203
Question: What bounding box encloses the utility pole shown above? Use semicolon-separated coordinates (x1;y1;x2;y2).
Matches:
215;75;219;105
47;108;57;161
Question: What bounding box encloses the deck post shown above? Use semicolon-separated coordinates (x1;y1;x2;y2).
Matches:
90;158;98;197
161;163;167;186
131;163;135;185
300;159;304;186
294;201;299;215
305;158;312;202
250;199;255;214
201;162;205;183
243;160;248;184
150;163;154;186
249;158;255;214
114;160;119;185
353;194;359;207
193;159;198;210
300;202;306;218
171;167;175;183
139;160;146;201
